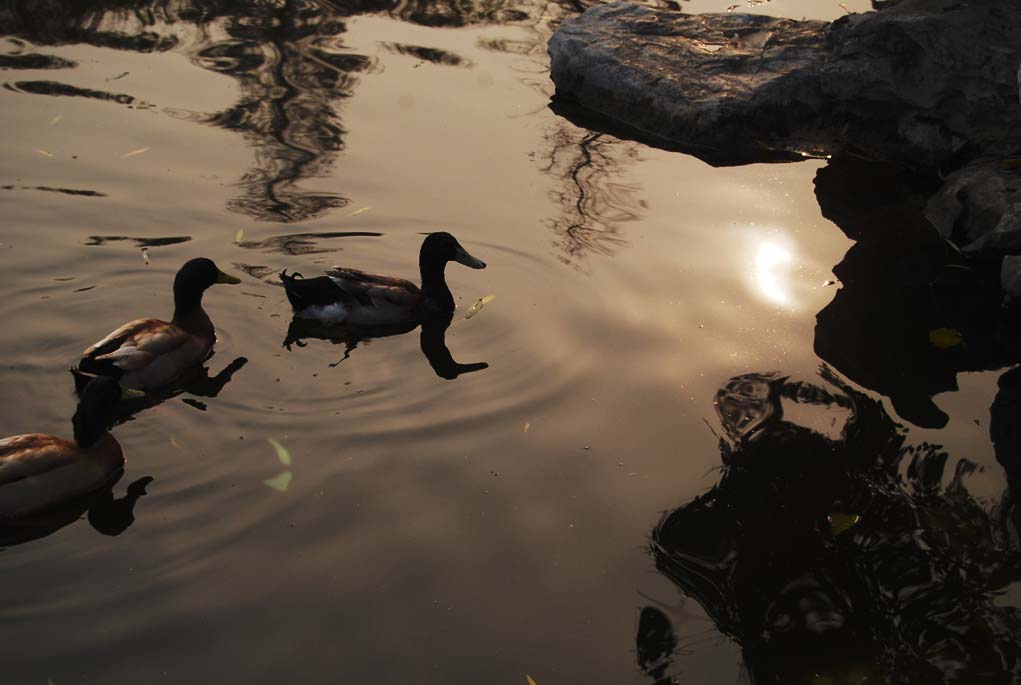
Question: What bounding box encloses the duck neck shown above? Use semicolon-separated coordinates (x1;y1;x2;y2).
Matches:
72;413;107;449
420;258;454;311
172;282;209;329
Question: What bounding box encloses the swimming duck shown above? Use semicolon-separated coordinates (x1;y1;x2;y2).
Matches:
279;232;485;325
74;258;240;391
0;377;140;518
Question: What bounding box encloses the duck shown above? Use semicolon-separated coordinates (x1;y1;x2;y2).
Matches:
0;377;141;518
279;232;486;325
73;258;240;391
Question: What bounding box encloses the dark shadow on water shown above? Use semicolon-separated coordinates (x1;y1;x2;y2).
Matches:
380;43;471;67
549;93;812;167
283;313;487;380
84;235;192;248
0;472;153;548
638;368;1021;684
236;231;382;256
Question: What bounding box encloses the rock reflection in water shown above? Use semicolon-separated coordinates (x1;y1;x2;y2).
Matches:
284;312;487;380
639;369;1021;684
813;155;1021;428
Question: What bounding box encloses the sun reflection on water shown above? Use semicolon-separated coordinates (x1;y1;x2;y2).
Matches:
753;242;795;306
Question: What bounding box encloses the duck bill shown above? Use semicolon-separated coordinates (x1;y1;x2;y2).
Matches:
216;270;241;285
120;386;147;400
454;247;486;269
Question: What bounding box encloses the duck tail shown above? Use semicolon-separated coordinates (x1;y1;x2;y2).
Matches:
279;269;304;286
68;366;95;396
279;270;308;311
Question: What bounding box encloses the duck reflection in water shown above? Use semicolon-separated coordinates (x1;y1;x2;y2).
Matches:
281;232;488;379
1;473;153;548
284;313;488;380
72;355;249;421
638;368;1021;684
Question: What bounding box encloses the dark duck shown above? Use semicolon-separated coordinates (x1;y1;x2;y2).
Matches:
279;232;486;325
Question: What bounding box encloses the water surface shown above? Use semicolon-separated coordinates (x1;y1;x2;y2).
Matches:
2;0;1018;683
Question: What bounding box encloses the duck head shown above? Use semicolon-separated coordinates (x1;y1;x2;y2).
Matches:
173;257;240;317
420;232;486;272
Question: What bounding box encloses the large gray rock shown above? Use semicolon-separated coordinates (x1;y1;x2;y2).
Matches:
925;159;1021;299
548;0;1021;169
925;161;1021;255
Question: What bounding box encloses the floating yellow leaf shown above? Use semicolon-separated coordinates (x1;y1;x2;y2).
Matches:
347;206;371;217
268;437;291;465
120;146;150;159
35;148;53;157
264;470;293;492
234;228;245;244
929;328;963;350
49;115;62;125
827;512;860;537
523;422;531;433
464;294;496;320
527;676;537;685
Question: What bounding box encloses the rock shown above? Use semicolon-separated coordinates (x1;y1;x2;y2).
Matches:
925;163;1019;247
548;0;1021;169
924;161;1021;257
1002;256;1021;304
548;2;831;165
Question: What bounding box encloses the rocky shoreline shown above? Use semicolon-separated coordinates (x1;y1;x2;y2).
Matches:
548;0;1021;293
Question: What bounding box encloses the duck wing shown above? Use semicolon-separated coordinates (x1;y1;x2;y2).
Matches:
324;267;421;309
79;318;194;375
0;435;76;485
0;434;122;518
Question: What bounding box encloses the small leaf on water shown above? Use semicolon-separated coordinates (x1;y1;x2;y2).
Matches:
268;437;292;465
264;470;293;492
527;676;537;685
49;115;62;125
347;206;371;217
234;228;244;244
827;512;860;537
464;294;496;320
120;146;150;159
523;422;531;433
929;328;963;350
822;279;836;287
35;148;53;157
141;247;150;265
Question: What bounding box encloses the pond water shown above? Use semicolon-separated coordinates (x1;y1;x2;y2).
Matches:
2;0;1019;683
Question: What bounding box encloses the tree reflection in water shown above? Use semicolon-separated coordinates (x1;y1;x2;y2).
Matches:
639;368;1021;684
541;127;644;268
1;0;652;258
